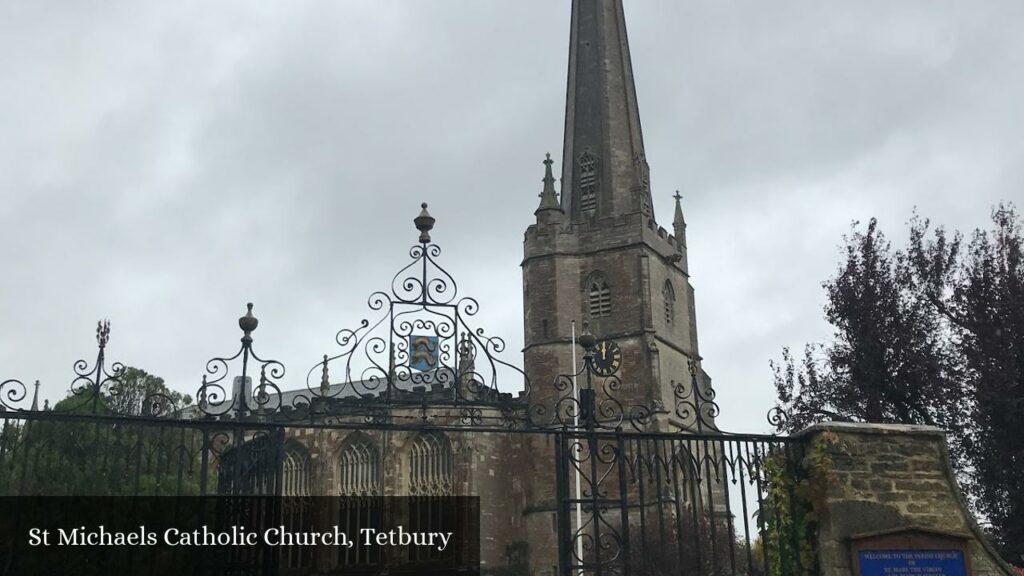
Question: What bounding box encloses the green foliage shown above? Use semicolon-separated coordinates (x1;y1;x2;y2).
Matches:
905;204;1024;562
756;433;841;576
772;218;960;435
0;366;204;496
773;204;1024;561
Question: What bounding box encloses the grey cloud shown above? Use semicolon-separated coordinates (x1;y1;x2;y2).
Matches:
2;1;1021;434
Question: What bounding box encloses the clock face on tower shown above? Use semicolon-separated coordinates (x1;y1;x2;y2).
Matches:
592;340;622;377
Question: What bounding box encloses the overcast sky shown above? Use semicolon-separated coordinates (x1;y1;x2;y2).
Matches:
1;0;1021;433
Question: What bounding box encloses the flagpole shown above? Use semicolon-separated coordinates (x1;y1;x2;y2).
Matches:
571;321;583;576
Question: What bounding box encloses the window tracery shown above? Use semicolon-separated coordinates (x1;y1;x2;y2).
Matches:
283;446;311;496
339;433;380;496
409;431;453;496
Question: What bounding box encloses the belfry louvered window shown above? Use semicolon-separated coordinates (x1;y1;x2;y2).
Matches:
409;431;453;496
663;280;675;325
588;274;612;318
578;151;598;213
339;433;380;496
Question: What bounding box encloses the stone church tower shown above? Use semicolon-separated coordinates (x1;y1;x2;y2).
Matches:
523;0;704;430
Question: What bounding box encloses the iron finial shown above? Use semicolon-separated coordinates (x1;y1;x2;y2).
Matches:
414;202;435;244
96;320;111;349
578;321;597;352
239;302;258;343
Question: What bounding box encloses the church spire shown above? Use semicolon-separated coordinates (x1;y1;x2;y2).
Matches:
673;191;686;237
561;0;653;222
536;153;561;213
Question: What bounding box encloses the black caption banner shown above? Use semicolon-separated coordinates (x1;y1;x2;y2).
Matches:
0;496;480;575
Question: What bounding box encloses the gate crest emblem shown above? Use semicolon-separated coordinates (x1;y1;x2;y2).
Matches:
408;335;439;372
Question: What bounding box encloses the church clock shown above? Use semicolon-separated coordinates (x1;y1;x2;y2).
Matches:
591;340;622;377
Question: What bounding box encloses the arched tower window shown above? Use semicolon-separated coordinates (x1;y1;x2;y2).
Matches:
339;433;381;496
409;431;453;496
578;150;598;213
587;273;612;318
663;280;675;325
283;445;311;496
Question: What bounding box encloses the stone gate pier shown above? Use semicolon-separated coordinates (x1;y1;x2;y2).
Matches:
798;423;1015;576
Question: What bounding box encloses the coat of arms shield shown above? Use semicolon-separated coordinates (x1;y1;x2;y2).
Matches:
408;335;439;372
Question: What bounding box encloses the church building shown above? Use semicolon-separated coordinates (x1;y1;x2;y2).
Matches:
222;1;714;574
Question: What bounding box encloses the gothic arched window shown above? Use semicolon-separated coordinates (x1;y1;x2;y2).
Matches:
338;433;381;568
663;280;675;325
282;445;313;569
283;446;311;496
588;273;612;318
409;431;453;496
408;432;456;565
339;433;381;496
578;150;598;213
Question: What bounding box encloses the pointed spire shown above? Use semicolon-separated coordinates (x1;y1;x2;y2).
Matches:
672;191;687;247
30;380;40;411
320;354;330;396
673;191;685;227
457;332;477;398
561;0;652;221
536;153;562;213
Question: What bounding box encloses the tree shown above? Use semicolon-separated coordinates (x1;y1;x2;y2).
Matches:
0;366;201;496
906;204;1024;562
771;218;960;435
105;366;192;418
773;205;1023;560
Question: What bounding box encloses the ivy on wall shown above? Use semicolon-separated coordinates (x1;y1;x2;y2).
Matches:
757;432;843;576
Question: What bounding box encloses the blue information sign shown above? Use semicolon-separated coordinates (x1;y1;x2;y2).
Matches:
858;549;966;576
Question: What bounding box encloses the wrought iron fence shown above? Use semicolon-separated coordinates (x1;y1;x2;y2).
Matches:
0;203;816;576
555;429;814;576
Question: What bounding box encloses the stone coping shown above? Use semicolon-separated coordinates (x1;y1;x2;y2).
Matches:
794;421;946;438
849;526;970;541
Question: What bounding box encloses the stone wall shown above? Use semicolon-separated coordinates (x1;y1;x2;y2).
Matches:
798;422;1014;576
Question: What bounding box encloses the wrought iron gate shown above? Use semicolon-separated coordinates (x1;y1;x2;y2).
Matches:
0;212;815;576
553;428;812;576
